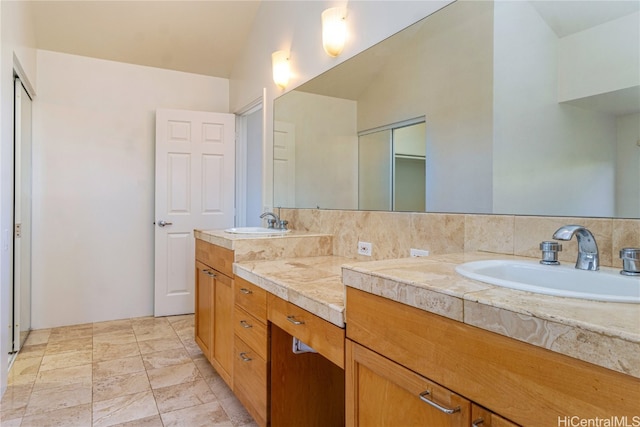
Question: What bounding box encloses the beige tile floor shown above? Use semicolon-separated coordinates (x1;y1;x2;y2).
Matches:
0;315;258;427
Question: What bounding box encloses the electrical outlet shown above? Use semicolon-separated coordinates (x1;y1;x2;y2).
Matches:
358;241;372;256
410;248;430;257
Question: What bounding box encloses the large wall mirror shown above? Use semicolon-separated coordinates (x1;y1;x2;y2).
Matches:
273;0;640;218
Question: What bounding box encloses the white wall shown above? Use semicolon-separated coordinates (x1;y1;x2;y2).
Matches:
492;1;616;217
616;113;640;218
229;0;453;210
357;0;494;213
0;0;37;396
32;50;228;329
558;11;639;102
275;91;358;209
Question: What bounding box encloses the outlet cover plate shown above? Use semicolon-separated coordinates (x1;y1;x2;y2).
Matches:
358;241;372;256
410;248;430;257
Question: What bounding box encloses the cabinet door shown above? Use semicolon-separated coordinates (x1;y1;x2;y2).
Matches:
471;404;520;427
346;340;470;427
234;337;269;427
195;261;214;359
211;272;234;387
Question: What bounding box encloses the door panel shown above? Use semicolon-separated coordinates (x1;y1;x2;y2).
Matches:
13;77;33;353
165;232;190;295
202;154;224;212
273;121;295;208
167;153;190;212
155;109;235;316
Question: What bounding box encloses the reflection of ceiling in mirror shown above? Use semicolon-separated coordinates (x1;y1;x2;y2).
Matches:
293;0;640;101
531;0;639;37
294;7;424;101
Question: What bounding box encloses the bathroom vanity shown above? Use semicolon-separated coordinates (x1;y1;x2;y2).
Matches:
194;230;344;427
195;230;639;427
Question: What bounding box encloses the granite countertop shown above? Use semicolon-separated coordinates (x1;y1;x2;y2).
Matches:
195;229;332;251
234;256;348;328
196;230;639;378
195;229;334;262
342;252;640;379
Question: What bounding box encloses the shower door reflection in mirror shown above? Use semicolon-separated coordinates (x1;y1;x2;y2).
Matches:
359;120;426;211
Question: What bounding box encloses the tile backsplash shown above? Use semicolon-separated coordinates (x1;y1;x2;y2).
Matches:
281;208;639;269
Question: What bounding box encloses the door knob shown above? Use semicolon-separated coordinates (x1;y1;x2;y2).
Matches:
158;220;173;227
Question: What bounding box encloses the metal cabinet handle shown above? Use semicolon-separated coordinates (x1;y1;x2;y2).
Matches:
472;418;484;427
240;320;252;329
286;315;305;325
204;270;216;277
239;288;253;294
418;391;460;415
157;220;173;227
239;352;252;362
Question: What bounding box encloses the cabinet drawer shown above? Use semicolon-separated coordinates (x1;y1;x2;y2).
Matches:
268;294;345;369
234;306;268;361
346;287;640;425
234;337;269;427
346;339;471;426
234;277;267;322
195;239;233;277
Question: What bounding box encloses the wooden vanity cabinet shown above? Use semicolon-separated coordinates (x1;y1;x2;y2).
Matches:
195;261;214;358
346;338;519;427
194;240;234;388
346;287;639;426
471;404;519;427
268;294;346;427
346;339;471;426
233;277;270;427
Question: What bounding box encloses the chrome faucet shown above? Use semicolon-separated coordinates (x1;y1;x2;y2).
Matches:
552;225;599;271
260;210;288;230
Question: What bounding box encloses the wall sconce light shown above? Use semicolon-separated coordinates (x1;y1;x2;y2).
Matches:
272;50;291;90
322;6;347;57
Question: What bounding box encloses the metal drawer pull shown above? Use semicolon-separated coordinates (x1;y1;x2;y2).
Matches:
204;270;216;277
239;288;253;294
418;391;460;415
286;315;305;325
240;320;252;329
239;352;252;362
472;418;484;427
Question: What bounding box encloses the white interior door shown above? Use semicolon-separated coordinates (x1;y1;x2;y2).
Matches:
273;121;295;208
154;109;235;317
13;77;33;353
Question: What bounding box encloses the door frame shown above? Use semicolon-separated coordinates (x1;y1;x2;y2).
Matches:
9;63;36;364
235;90;266;227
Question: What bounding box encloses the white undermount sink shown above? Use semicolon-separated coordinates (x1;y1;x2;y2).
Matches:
455;260;640;303
224;227;290;235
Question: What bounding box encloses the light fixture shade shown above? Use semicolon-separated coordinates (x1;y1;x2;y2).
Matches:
272;50;290;89
322;7;347;57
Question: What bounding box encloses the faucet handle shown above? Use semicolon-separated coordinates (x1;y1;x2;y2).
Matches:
619;248;640;276
539;241;562;265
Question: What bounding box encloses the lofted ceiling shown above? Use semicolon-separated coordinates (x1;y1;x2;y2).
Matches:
30;0;262;78
29;1;639;80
